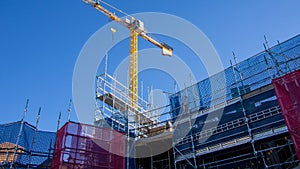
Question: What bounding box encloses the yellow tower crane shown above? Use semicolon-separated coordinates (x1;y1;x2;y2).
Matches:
83;0;173;109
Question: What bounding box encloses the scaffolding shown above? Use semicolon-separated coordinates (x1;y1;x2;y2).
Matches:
95;70;181;169
34;34;300;169
95;73;171;168
273;69;300;162
90;34;300;169
0;100;56;169
0;121;56;169
168;34;300;168
95;73;158;136
51;121;126;169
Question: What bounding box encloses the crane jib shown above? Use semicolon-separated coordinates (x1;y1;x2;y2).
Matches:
83;0;174;107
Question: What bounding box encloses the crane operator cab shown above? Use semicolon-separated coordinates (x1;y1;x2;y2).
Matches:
131;19;145;34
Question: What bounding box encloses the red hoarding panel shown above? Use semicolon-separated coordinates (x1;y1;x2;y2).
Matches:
272;69;300;161
51;122;126;169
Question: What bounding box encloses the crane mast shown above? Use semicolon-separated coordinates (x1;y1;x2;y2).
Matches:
83;0;173;109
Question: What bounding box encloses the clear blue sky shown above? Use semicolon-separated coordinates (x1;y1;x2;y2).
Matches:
0;0;299;131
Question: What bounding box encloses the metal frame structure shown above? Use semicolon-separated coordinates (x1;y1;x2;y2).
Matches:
92;34;300;169
0;121;55;169
51;121;126;169
169;34;300;169
95;73;155;135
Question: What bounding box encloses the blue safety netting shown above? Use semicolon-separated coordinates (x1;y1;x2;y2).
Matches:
170;34;300;165
170;34;300;120
0;121;56;167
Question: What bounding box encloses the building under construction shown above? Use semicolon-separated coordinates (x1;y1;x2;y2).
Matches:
1;34;300;169
1;0;300;168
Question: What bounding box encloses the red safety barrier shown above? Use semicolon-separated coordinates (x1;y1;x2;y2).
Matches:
51;121;126;169
272;69;300;161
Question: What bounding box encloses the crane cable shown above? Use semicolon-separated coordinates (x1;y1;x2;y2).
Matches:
98;0;133;19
